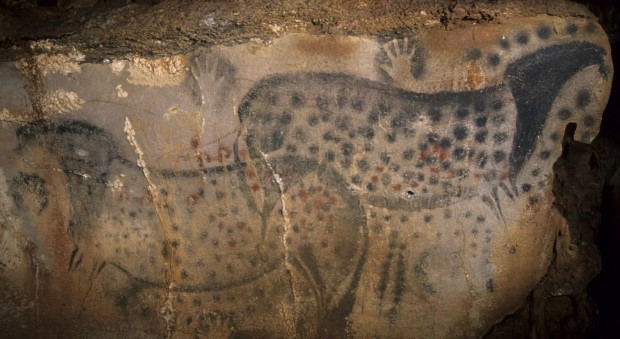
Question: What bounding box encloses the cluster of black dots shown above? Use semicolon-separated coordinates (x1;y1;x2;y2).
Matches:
556;88;597;141
466;21;599;70
243;75;516;201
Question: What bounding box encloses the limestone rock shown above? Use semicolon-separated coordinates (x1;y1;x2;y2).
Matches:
0;14;613;338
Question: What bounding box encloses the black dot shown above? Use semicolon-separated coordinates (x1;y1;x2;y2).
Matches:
581;131;592;140
325;151;335;162
439;138;452;149
476;215;486;224
493;151;506;163
280;112;292;124
286;144;297;153
586;22;597;33
537;26;551;39
492;114;505;126
308;115;319;126
391;116;406;128
487;53;501;67
584;115;596;127
428;108;442;122
309;145;319;154
359;126;375;139
558;108;572;120
351;175;363;185
566;23;578;35
424;215;432;222
475;130;488;143
474;100;486;112
493;132;508;144
492;100;503;111
499;38;510;50
387;132;397;143
516;31;529;45
378;101;391;116
486;279;496;292
291;92;305;107
368;111;379;123
336;116;351;131
456;109;470;119
576;90;591;107
456;168;468;178
402;149;415;161
453;148;467;161
351;98;364;112
380;153;390;165
417;173;425;181
315;96;329;110
467;48;482;60
425;156;438;165
269;131;284;149
441;161;452;170
429;176;439;185
539;151;551;160
357;159;370;172
381;174;391;186
531;168;540;177
521;183;532;193
529;196;539;206
342;142;354;156
475;116;487;127
483;170;497;181
366;183;376;191
453;125;468;140
550;132;560;141
321;112;330;122
427;133;440;144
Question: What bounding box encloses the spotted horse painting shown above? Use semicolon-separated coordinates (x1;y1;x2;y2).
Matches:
0;16;613;338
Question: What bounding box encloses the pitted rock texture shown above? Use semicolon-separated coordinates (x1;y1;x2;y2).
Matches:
0;15;613;338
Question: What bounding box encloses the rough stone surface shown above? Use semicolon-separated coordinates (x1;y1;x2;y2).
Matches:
0;0;598;62
0;9;614;339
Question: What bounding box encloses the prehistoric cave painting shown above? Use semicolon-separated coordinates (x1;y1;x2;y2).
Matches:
10;172;48;216
4;20;610;337
14;119;279;289
238;32;607;224
190;49;236;118
376;31;427;89
377;231;409;323
236;22;609;328
10;117;368;336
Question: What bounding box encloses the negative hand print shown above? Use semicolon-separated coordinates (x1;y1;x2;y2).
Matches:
377;35;426;90
190;50;235;114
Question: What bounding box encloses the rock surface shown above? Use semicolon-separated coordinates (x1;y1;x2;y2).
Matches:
0;9;614;339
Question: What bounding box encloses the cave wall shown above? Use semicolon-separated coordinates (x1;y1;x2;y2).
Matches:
0;1;615;338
